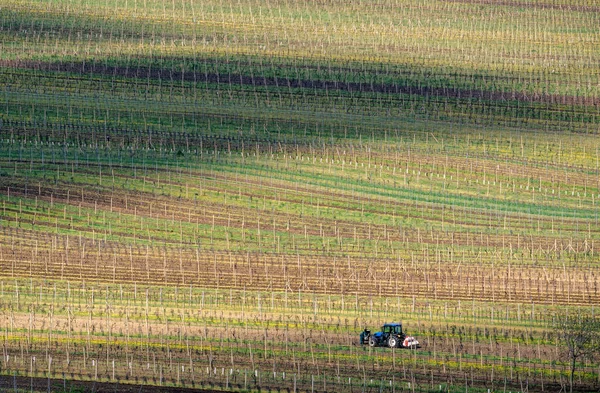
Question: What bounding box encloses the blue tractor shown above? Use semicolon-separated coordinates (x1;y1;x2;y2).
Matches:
360;323;419;348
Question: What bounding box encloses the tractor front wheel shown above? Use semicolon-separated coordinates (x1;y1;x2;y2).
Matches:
388;336;398;348
368;337;377;347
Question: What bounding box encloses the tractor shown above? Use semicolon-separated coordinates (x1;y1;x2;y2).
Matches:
360;323;419;348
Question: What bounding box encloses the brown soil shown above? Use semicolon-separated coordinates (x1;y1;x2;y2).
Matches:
0;375;220;392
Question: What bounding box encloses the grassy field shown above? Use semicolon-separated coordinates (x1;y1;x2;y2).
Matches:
1;0;599;392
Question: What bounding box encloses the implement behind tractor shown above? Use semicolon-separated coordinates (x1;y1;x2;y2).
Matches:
360;323;419;349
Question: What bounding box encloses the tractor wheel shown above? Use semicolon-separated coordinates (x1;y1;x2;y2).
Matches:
388;336;398;348
368;337;377;347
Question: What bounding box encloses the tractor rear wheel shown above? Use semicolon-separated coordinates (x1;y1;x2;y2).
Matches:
388;336;398;348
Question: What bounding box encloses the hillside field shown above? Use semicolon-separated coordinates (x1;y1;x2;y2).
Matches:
1;0;599;392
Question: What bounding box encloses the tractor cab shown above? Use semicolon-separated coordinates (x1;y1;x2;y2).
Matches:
382;323;403;337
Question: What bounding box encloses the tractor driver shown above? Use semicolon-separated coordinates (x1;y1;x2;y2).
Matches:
360;328;370;345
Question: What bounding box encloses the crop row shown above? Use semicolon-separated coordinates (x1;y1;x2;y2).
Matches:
2;178;597;244
3;0;598;96
1;178;597;260
0;150;597;255
2;0;600;139
0;277;597;392
2;72;598;137
0;228;598;306
0;139;598;217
